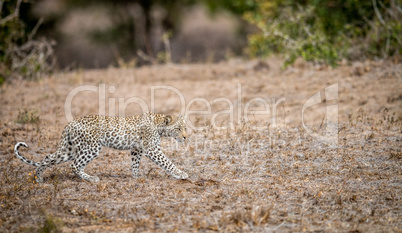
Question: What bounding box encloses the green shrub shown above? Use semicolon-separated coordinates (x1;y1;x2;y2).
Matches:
36;212;63;233
16;107;40;124
245;0;402;66
0;0;55;83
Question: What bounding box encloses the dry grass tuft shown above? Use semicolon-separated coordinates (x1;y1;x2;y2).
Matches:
16;108;40;124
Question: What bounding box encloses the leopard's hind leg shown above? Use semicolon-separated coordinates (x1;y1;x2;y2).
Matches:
71;143;101;182
35;137;75;182
34;154;59;183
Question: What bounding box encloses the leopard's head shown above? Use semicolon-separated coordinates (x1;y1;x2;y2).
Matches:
160;114;187;142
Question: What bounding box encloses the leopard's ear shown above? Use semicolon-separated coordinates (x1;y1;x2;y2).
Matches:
164;115;173;125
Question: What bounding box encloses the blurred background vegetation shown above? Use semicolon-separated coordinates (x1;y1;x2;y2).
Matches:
0;0;401;83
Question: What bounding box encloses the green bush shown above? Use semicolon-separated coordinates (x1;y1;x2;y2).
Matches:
16;107;40;124
0;0;55;83
245;0;402;66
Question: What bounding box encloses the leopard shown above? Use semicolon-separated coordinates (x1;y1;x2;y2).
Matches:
14;112;189;183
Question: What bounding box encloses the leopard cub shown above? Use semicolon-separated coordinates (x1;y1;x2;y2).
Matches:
15;112;189;182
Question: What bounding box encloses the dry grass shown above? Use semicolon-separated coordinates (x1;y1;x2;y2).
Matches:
16;108;41;124
0;59;401;232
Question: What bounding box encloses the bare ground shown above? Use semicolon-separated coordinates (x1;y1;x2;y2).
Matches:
0;59;401;232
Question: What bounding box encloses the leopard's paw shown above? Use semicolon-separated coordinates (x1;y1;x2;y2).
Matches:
173;170;189;180
86;176;100;182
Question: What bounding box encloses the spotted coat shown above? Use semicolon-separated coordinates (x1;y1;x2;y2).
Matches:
14;112;189;182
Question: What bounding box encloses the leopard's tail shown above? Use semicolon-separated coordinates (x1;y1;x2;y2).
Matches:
14;142;40;167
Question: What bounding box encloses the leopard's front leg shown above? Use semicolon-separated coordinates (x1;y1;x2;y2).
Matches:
144;146;188;179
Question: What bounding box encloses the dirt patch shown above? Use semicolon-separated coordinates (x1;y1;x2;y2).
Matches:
0;59;401;232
